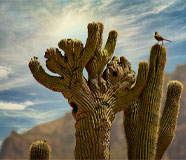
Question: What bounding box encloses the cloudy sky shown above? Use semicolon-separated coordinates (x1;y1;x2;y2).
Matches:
0;0;186;147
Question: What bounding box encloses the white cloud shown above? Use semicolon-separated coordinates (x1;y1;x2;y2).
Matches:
17;127;29;134
0;74;33;90
29;92;37;96
2;107;63;126
0;101;34;110
0;66;13;80
0;0;96;90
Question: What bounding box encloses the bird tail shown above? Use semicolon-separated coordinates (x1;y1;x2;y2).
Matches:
163;38;172;42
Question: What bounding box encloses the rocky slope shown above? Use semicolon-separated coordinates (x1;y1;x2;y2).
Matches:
0;64;186;159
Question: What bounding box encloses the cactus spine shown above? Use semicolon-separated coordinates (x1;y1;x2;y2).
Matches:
29;140;51;160
124;45;183;159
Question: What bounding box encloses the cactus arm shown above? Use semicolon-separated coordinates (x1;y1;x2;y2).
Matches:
86;23;118;80
103;30;118;60
99;30;118;73
113;61;149;113
133;44;167;159
155;80;183;160
80;22;100;67
123;100;139;159
85;22;104;80
29;57;70;94
44;47;69;77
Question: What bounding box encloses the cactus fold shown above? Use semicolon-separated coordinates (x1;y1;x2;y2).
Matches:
29;140;51;160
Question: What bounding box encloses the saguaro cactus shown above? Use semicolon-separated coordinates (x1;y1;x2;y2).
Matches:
124;45;183;159
29;22;149;159
29;22;183;159
29;140;51;160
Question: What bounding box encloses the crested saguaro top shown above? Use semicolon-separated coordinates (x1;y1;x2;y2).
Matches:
29;22;148;119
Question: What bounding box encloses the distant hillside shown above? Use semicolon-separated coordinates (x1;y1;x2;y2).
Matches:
0;64;186;159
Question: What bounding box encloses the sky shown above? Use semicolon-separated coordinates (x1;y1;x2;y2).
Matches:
0;0;186;148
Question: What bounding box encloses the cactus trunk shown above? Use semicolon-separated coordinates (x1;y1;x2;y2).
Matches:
134;46;166;159
75;106;113;159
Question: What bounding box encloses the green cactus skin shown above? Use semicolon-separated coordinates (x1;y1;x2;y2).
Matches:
124;45;183;160
155;81;183;160
28;22;150;159
124;100;139;159
29;140;51;160
133;44;167;160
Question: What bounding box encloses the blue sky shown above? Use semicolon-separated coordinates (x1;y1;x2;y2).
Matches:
0;0;186;147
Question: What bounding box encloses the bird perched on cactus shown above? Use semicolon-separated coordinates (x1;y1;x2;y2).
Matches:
154;32;172;45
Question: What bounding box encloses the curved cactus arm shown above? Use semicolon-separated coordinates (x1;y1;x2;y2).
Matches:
124;100;139;159
80;22;100;67
103;30;118;60
29;57;71;98
155;80;183;160
113;60;149;113
44;47;69;77
86;23;118;80
98;30;118;74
